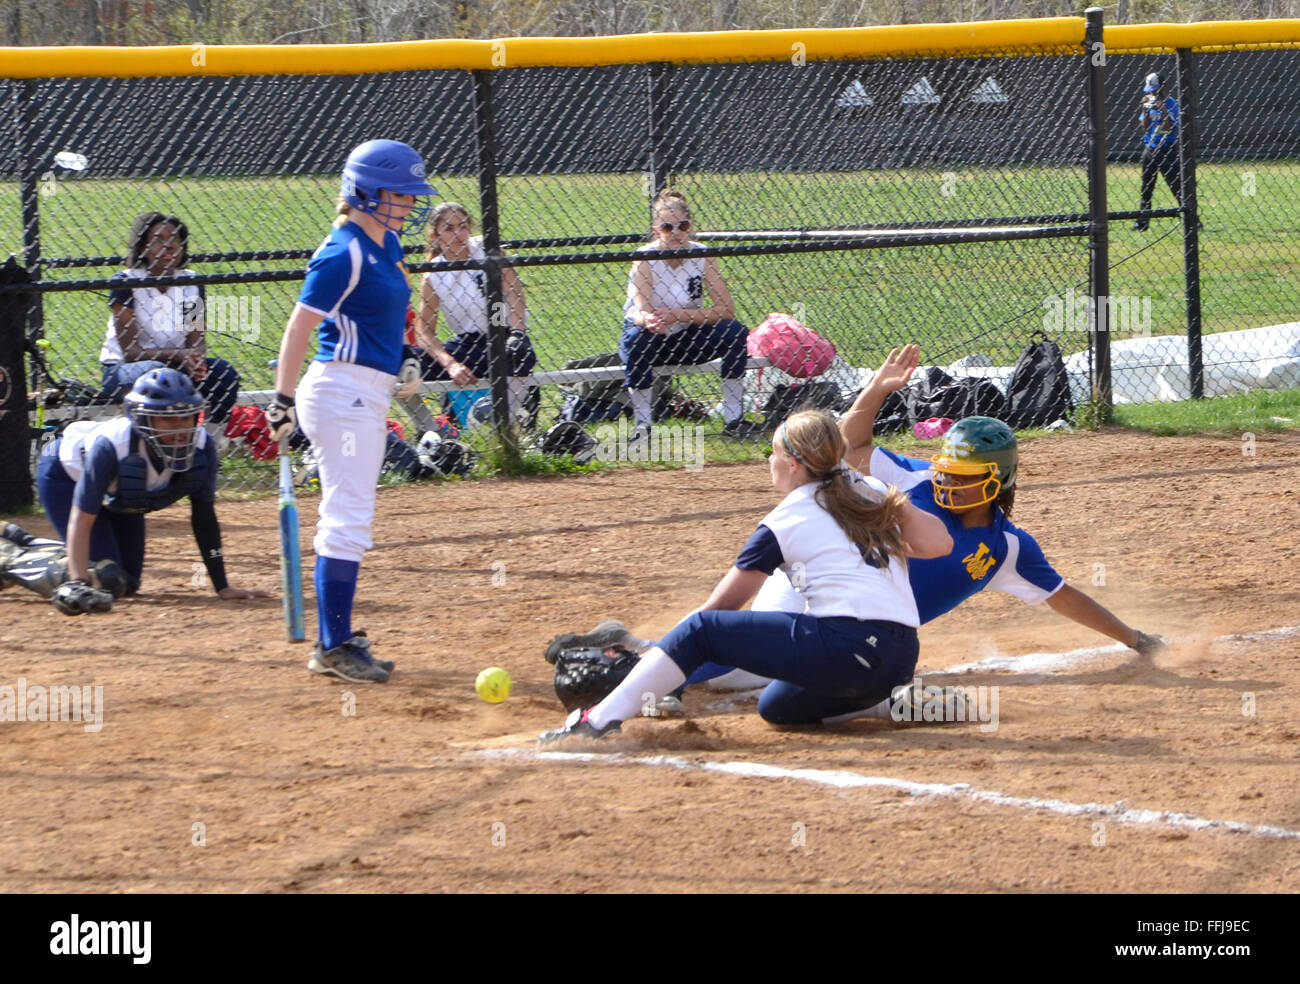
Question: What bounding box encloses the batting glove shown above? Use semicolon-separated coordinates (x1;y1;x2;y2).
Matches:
265;393;297;442
52;579;114;616
394;357;423;399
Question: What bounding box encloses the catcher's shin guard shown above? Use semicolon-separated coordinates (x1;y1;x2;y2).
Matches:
0;545;69;598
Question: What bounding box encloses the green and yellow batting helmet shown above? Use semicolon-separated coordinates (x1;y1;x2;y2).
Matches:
929;416;1018;512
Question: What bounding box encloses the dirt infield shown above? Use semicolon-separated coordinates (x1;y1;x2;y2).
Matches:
3;428;1299;893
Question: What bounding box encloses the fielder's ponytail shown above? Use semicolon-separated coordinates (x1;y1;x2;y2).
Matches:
780;410;908;567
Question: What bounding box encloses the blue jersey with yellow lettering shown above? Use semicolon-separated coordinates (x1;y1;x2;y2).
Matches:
297;222;409;376
870;447;1064;623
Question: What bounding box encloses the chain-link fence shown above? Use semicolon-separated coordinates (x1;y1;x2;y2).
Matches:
2;17;1298;499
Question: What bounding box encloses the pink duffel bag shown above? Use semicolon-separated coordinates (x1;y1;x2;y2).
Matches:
746;313;837;379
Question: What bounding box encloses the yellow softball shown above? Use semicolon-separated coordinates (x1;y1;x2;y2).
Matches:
475;666;512;703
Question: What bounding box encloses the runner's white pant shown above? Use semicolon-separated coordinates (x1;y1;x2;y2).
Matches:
297;361;393;563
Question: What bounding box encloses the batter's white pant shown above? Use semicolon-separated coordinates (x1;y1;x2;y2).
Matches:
297;361;394;564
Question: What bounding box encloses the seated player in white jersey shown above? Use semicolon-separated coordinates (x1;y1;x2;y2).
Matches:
6;368;270;615
683;344;1163;722
539;410;954;744
402;202;537;428
619;188;766;441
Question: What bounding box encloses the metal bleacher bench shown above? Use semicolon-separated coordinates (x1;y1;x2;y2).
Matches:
237;355;772;404
45;356;773;431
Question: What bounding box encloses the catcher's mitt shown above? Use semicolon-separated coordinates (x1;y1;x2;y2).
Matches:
52;579;114;616
551;645;640;712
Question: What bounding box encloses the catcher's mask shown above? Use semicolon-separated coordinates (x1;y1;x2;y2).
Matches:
930;415;1017;512
124;367;205;472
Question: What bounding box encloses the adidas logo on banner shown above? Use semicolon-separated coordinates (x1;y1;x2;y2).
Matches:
835;80;875;107
970;76;1010;104
352;398;364;407
901;77;941;105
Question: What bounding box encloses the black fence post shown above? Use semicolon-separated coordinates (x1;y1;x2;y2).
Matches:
1085;7;1111;415
471;67;517;461
1176;47;1204;400
17;79;44;346
0;256;34;513
647;62;671;208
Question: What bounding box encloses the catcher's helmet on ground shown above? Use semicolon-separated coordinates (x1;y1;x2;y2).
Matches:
929;415;1018;511
341;140;437;232
1143;72;1165;94
124;367;204;472
416;431;477;478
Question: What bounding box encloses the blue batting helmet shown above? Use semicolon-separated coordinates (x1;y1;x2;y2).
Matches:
341;140;437;233
124;368;205;472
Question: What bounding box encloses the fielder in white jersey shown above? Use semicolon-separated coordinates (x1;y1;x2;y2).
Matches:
688;345;1164;720
266;139;436;684
539;410;953;744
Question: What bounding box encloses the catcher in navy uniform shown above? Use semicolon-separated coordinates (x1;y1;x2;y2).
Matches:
5;368;269;615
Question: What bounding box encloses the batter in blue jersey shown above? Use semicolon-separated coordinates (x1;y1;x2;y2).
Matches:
266;139;437;685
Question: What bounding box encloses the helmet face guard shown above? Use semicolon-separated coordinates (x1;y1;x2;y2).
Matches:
341;139;438;237
123;368;205;472
930;457;1001;511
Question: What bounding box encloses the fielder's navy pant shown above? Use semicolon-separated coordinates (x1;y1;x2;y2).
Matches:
37;453;147;582
101;357;241;424
619;318;749;391
406;331;537;380
656;610;919;726
1139;143;1184;213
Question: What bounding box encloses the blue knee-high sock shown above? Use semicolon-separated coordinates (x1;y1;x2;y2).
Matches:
315;556;360;650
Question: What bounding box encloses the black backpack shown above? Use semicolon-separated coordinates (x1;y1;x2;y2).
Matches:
1005;332;1073;429
761;381;845;427
866;367;1008;435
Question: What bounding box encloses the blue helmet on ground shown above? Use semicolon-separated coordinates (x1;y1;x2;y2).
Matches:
341;140;437;234
124;368;205;472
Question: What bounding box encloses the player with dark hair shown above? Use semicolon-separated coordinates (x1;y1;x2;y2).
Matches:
2;368;269;615
266;139;437;684
539;409;954;744
99;211;241;437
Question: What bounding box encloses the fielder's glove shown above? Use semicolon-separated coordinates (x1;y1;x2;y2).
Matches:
265;393;297;443
52;579;114;616
395;357;423;399
1134;631;1166;658
551;645;641;712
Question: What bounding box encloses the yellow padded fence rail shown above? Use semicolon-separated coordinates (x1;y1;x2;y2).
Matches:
0;18;1298;79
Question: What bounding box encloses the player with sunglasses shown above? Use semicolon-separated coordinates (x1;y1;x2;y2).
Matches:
619;189;765;441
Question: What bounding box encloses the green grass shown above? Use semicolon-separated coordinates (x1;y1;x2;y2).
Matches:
6;160;1298;487
1110;386;1300;436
